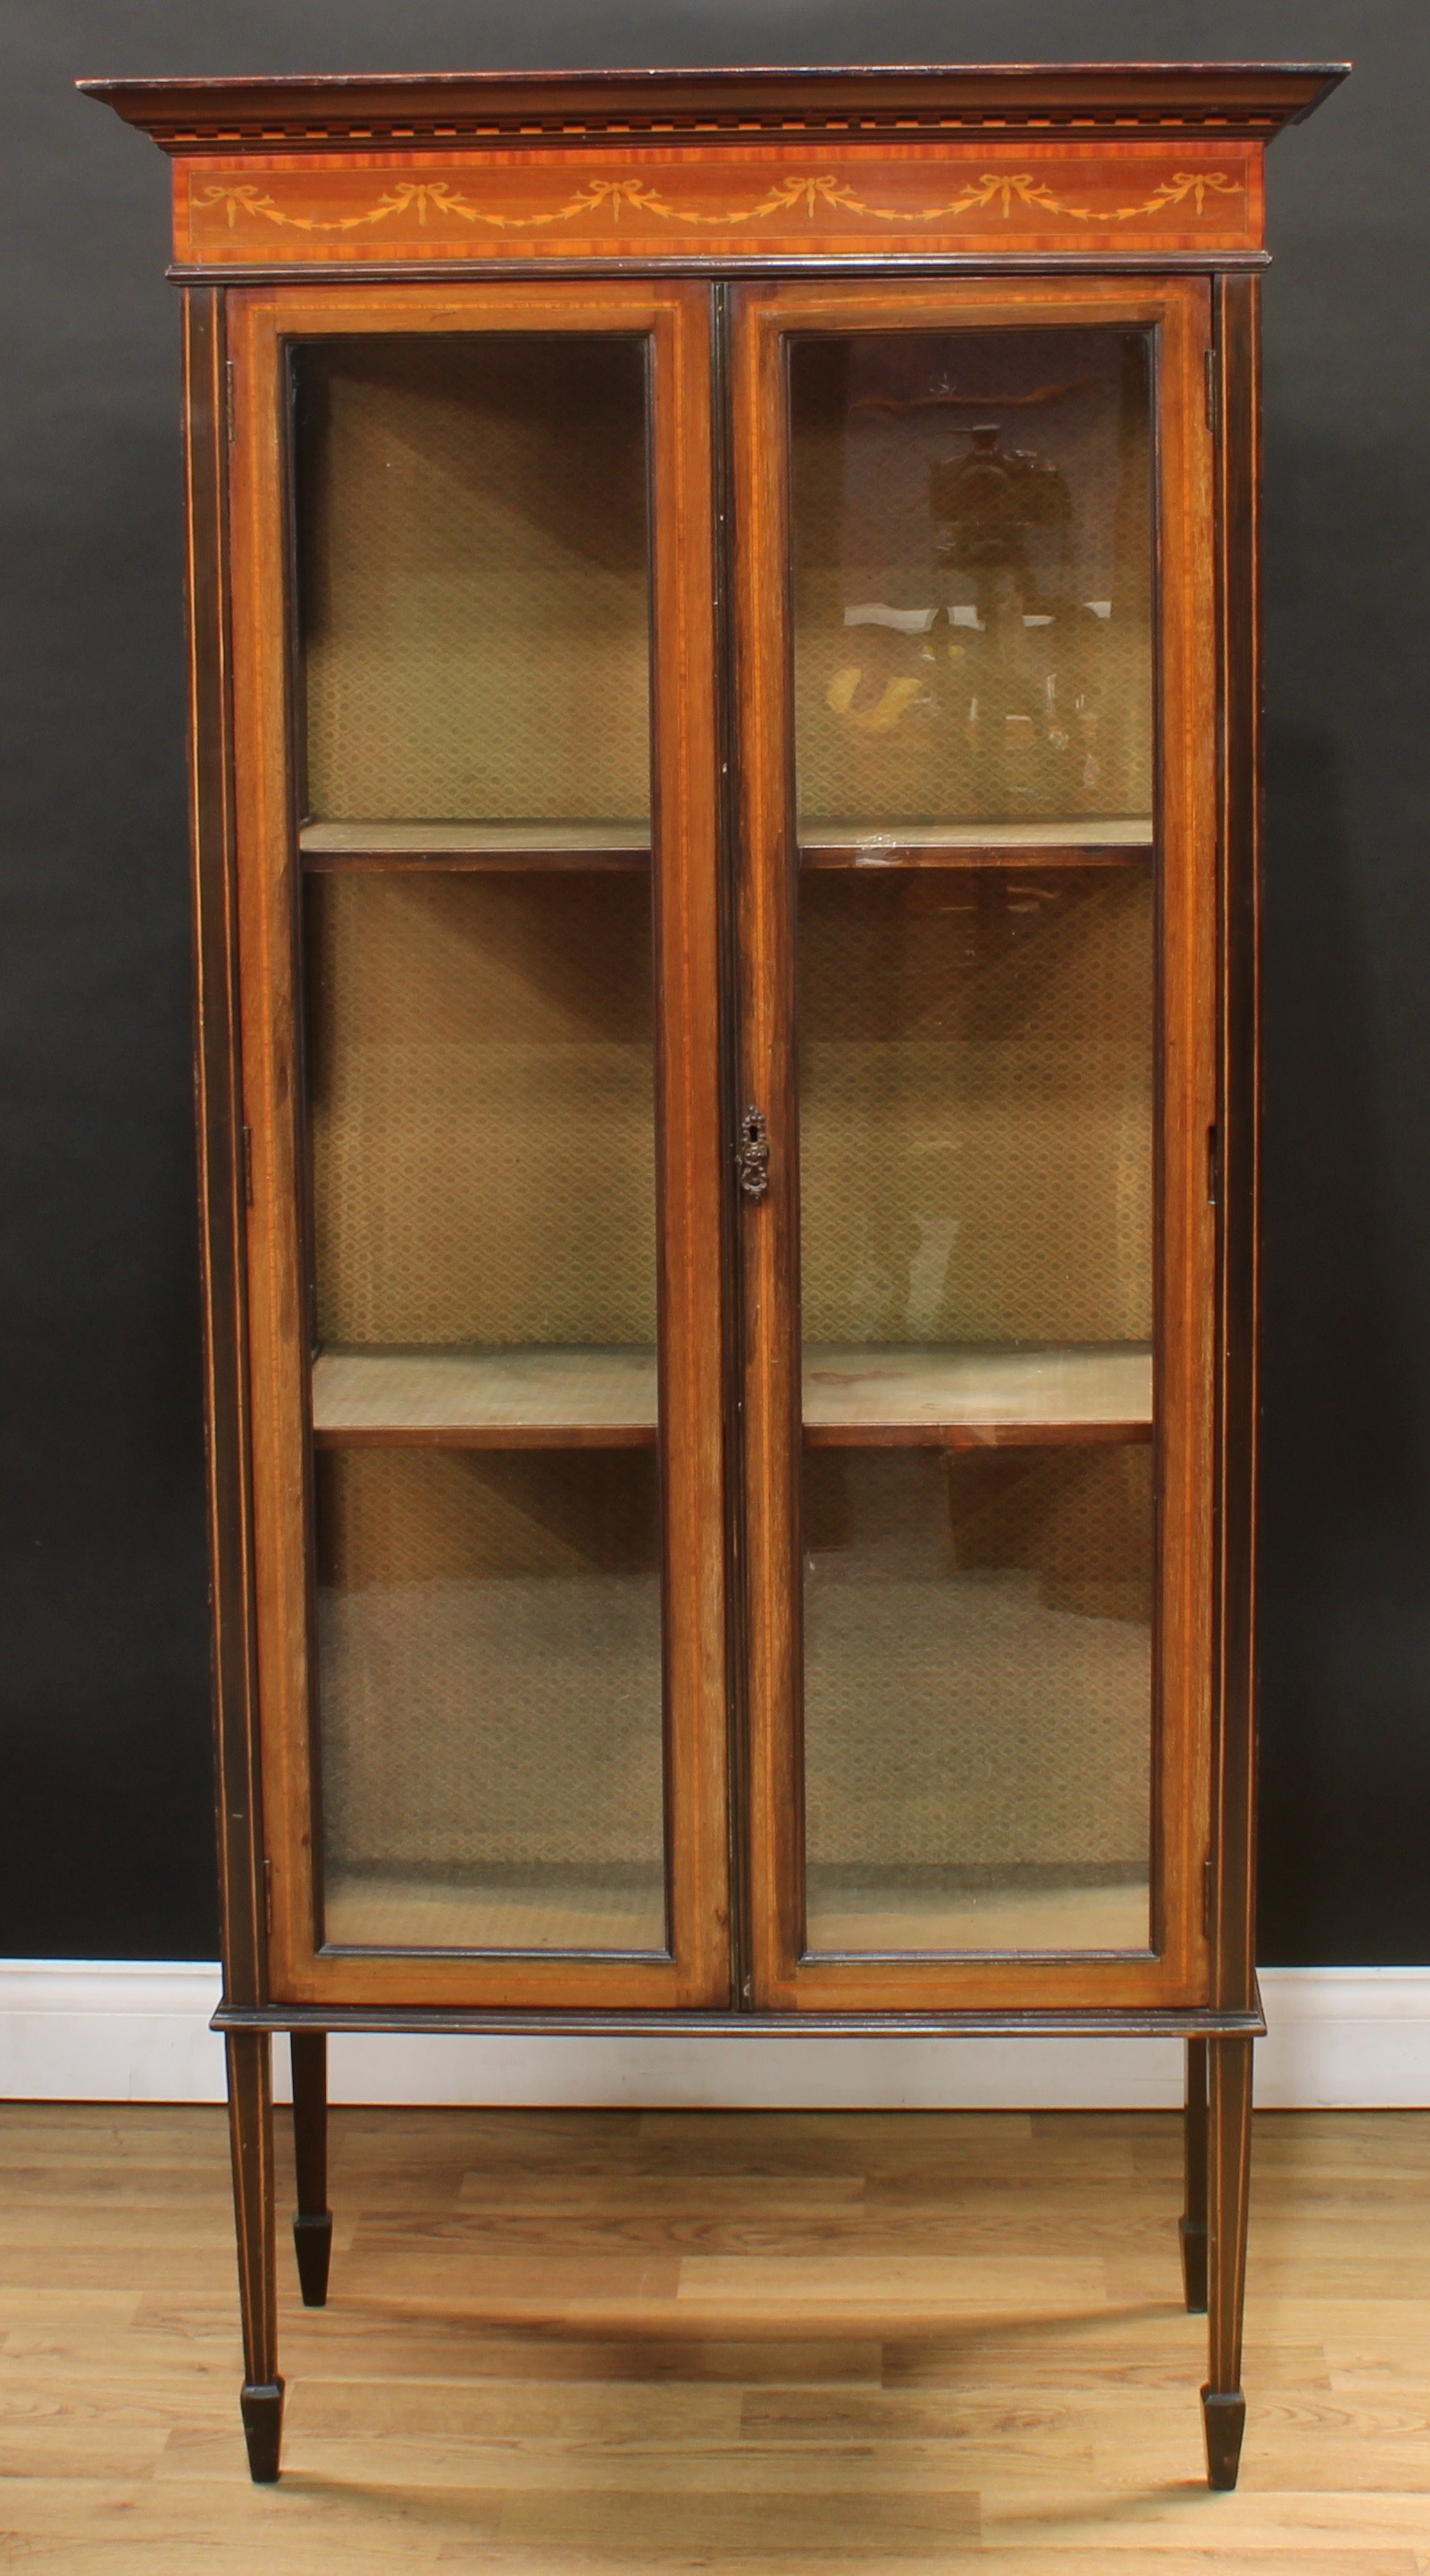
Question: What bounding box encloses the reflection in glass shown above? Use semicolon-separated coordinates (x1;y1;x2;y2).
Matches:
790;329;1152;836
803;1446;1154;1955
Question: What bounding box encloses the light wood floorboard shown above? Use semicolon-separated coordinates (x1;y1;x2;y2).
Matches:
0;2104;1427;2570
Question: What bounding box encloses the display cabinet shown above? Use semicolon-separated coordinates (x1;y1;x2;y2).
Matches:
88;57;1344;2492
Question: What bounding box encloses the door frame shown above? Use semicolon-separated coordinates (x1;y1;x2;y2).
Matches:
729;273;1218;2013
224;277;730;2011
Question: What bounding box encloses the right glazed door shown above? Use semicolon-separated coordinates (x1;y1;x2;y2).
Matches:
732;279;1219;2013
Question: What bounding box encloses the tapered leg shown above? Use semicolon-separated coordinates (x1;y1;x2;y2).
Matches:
225;2030;284;2482
1180;2036;1208;2312
1201;2033;1253;2490
290;2030;333;2308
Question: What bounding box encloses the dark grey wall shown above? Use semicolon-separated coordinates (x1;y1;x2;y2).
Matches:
2;2;1426;1964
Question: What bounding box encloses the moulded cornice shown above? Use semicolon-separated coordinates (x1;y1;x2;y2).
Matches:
79;61;1348;155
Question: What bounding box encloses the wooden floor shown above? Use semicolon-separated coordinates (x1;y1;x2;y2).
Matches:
3;2101;1428;2571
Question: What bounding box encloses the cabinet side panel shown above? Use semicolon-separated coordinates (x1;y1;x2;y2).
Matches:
1213;273;1261;2013
1149;279;1219;2006
183;288;266;2005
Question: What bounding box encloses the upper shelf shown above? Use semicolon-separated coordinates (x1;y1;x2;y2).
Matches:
800;818;1153;870
312;1343;1152;1450
300;821;649;871
299;818;1153;874
313;1346;658;1446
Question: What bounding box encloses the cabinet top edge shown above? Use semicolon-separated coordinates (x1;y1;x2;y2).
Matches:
78;61;1349;154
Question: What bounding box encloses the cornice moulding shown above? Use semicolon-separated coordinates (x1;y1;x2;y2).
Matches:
78;62;1349;155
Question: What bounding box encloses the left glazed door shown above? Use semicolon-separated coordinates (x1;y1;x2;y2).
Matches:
226;282;730;2010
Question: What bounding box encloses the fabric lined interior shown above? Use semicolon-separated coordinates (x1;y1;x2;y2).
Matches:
294;328;1158;1970
802;1444;1154;1955
297;330;665;1959
316;1446;667;1953
305;870;656;1352
799;866;1153;1351
297;334;652;827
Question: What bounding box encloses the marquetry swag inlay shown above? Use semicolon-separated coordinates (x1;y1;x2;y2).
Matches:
174;143;1262;263
197;167;1245;237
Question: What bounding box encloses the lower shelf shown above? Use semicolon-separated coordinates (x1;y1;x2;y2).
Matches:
320;1872;1146;1963
312;1342;1153;1447
323;1871;667;1956
805;1872;1150;1957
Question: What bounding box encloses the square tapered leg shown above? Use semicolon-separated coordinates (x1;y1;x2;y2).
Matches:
290;2030;333;2307
1181;2035;1208;2312
1201;2033;1253;2489
225;2030;284;2482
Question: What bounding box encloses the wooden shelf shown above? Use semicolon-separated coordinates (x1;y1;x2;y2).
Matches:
312;1346;659;1446
312;1342;1151;1450
298;819;1150;873
802;1344;1152;1446
800;818;1153;870
300;819;650;871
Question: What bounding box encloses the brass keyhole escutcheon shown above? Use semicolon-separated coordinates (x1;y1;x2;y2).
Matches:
737;1105;770;1200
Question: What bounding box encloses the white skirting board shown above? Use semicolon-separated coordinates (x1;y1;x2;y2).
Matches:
1;1963;1428;2108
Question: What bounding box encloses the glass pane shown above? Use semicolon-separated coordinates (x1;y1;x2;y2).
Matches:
297;336;650;830
803;1448;1154;1955
799;869;1153;1354
305;871;656;1354
317;1449;665;1952
791;328;1152;843
792;323;1156;1958
295;335;665;1954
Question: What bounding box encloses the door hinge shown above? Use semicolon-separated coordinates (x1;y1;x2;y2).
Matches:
224;358;237;445
240;1123;255;1207
1203;1855;1216;1938
1207;1123;1220;1207
1205;346;1218;435
263;1857;274;1939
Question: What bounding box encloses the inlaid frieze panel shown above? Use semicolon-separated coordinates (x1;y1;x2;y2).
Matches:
174;140;1263;265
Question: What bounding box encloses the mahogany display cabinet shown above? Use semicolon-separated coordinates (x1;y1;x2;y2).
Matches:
88;58;1345;2491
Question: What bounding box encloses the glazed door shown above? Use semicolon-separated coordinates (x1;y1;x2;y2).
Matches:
732;279;1218;2012
228;281;729;2009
